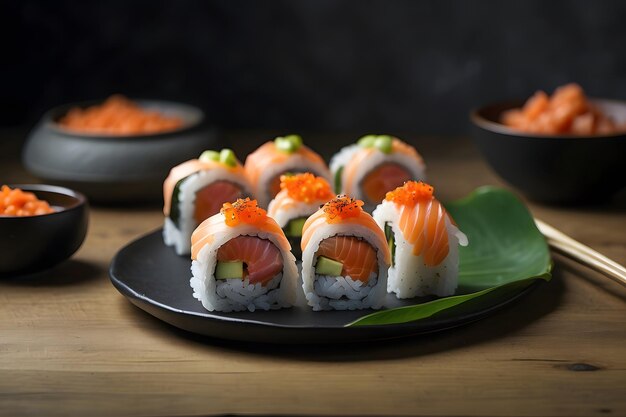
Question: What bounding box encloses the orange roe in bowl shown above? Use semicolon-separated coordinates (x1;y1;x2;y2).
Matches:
322;196;364;222
0;186;55;217
58;95;184;135
385;181;434;207
280;173;334;203
501;83;624;135
221;198;267;227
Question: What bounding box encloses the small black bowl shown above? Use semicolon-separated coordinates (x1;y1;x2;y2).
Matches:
22;99;219;204
470;99;626;204
0;184;88;277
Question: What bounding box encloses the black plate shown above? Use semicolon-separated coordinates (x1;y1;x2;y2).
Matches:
109;229;539;344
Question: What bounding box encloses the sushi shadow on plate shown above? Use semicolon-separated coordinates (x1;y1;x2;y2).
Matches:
116;270;563;357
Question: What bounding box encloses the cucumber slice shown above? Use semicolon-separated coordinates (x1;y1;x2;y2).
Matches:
384;222;396;267
315;256;343;276
215;261;244;279
285;217;307;237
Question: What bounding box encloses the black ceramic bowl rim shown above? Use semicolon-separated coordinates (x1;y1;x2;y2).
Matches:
1;184;87;218
470;98;626;140
42;99;205;140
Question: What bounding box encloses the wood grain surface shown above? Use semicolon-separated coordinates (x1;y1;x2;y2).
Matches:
1;130;625;417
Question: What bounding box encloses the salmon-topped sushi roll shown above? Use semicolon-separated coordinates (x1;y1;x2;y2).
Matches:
267;173;335;259
301;196;391;311
373;181;468;298
163;149;253;255
330;135;426;211
190;198;298;312
244;135;331;208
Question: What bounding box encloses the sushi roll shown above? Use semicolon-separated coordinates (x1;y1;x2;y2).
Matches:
301;196;391;311
267;173;335;258
372;181;468;299
190;198;298;312
244;135;332;208
163;149;253;255
330;135;426;211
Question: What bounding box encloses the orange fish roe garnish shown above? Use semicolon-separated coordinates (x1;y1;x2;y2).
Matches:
0;185;55;217
385;181;435;207
58;95;184;135
221;198;267;227
280;173;334;203
322;196;364;222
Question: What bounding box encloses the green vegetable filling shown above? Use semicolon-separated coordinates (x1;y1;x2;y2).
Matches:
285;217;307;237
215;261;244;279
315;256;343;276
199;148;238;167
169;176;187;226
357;134;393;154
274;134;303;154
384;222;396;267
334;166;344;193
199;150;220;162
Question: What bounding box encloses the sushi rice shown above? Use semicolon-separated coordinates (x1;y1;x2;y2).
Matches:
372;183;468;298
301;218;390;311
190;202;298;312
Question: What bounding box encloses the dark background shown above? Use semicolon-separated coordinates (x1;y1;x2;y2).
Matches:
3;0;626;134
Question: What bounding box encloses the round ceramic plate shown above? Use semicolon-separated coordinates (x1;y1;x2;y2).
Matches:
109;229;540;344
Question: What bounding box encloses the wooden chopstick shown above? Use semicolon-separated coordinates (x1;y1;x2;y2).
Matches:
535;219;626;288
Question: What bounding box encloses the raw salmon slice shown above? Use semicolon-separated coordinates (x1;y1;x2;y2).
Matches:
194;181;242;224
362;163;412;203
217;236;283;285
398;197;450;266
316;236;378;282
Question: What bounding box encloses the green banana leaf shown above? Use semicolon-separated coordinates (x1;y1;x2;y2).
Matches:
348;186;552;327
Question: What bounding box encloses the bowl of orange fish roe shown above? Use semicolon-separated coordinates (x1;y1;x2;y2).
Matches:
471;84;626;204
0;184;88;277
23;96;217;203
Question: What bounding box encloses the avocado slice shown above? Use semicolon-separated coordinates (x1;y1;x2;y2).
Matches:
315;256;343;276
274;134;303;153
215;261;244;279
334;166;344;193
285;217;307;237
199;150;220;162
219;148;237;167
373;135;393;154
384;222;396;267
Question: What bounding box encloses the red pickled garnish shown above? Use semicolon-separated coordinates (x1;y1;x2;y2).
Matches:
0;185;55;217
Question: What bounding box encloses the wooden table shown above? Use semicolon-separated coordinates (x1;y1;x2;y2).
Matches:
1;130;625;417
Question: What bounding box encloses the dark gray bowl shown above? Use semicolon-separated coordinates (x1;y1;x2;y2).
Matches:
23;99;219;204
470;99;626;204
0;184;88;277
